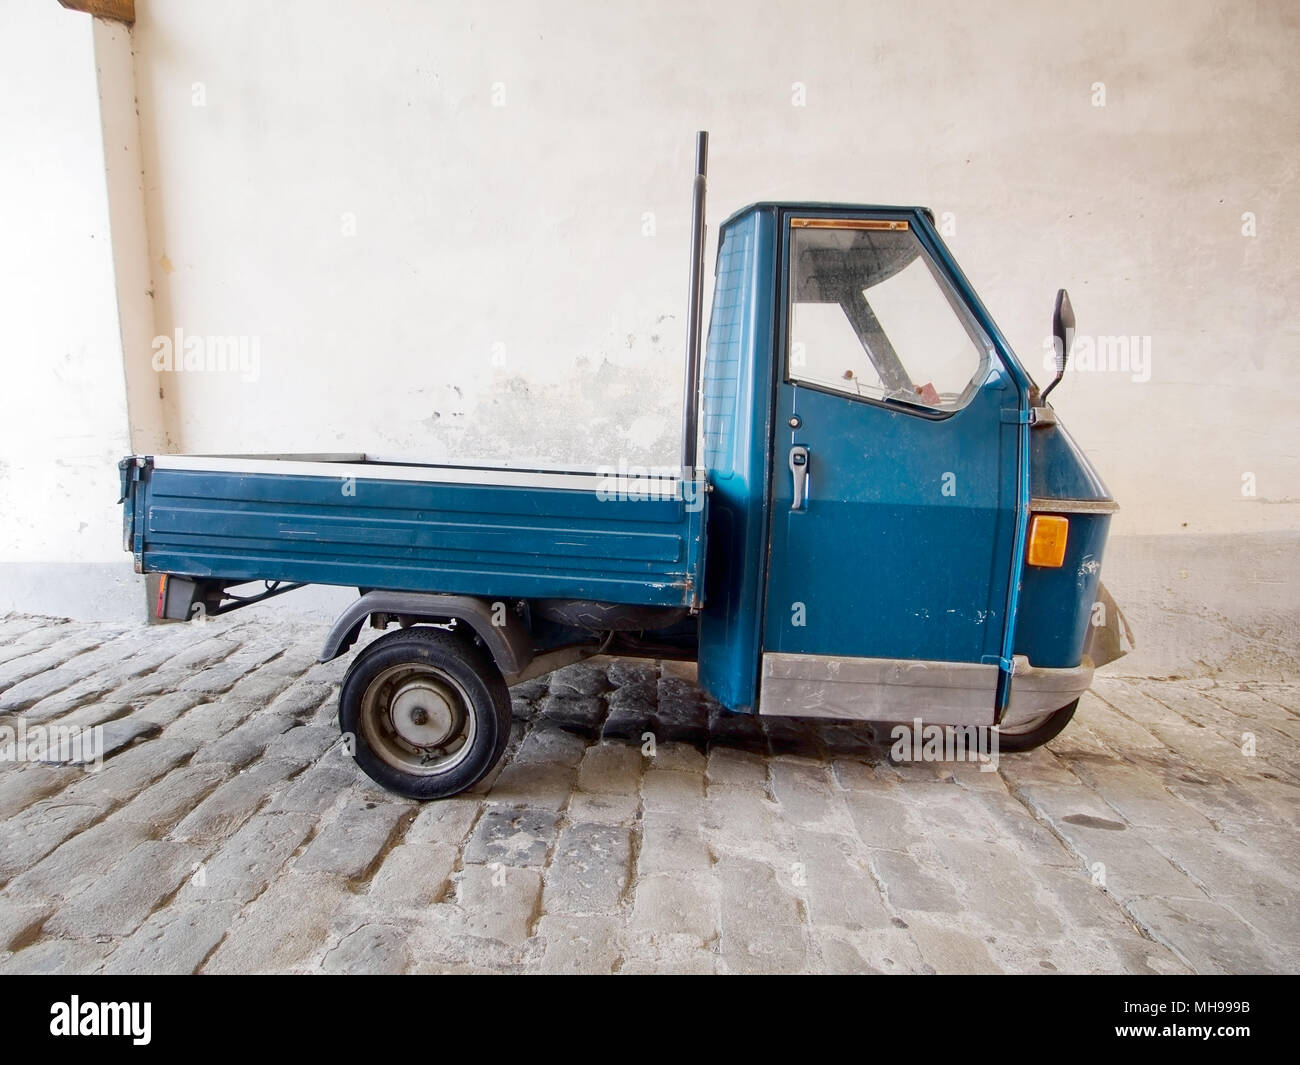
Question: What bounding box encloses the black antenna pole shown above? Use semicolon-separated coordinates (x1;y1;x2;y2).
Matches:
680;131;708;475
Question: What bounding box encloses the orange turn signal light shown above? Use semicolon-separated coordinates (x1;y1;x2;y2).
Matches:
1027;515;1069;567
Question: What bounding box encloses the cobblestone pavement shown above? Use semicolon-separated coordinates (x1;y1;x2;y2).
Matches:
0;612;1295;974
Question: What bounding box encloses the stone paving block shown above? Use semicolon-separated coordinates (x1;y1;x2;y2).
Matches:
0;895;52;952
705;706;767;753
261;722;340;767
177;659;259;696
5;817;153;901
255;643;321;678
463;805;560;867
57;736;197;810
116;762;230;830
263;758;356;816
830;756;899;791
567;791;639;826
0;629;69;667
44;839;204;939
191;712;295;768
771;760;852;831
1067;760;1220;833
222;669;298;710
0;668;86;711
602;682;657;741
321;921;411;974
1216;890;1297;949
454;863;543;946
703;783;797;862
203;872;351;973
631;871;719;945
638;811;713;877
793;829;892;931
111;689;205;726
1013;782;1206;903
816;932;887;973
928;835;1063;937
1126;895;1292;975
906;918;1003;974
0;763;81;820
1141;827;1297;911
367;842;457;908
716;856;808;974
867;847;961;914
0;937;115;975
0;620;69;659
641;766;705;818
541;822;632;915
655;678;709;745
513;720;590;767
548;662;612;697
706;745;769;788
651;741;707;774
294;802;409;881
576;741;642;794
965;787;1079;868
169;758;302;842
101;901;241;975
181;810;316;904
605;660;657;687
537;914;622;973
536;694;605;738
404;796;482;845
0;799;104;883
483;760;576;812
0;634;107;691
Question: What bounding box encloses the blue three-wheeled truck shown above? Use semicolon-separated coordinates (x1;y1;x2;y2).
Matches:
119;134;1127;799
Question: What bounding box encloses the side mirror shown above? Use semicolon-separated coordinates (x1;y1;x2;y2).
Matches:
1041;288;1075;403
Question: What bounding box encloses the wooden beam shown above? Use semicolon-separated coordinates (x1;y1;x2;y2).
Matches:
57;0;135;25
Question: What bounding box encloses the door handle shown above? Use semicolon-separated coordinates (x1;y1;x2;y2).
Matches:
788;445;810;510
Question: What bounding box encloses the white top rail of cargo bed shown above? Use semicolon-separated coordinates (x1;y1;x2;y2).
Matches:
151;454;700;496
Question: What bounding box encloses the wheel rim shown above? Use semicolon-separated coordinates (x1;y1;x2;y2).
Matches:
359;662;477;776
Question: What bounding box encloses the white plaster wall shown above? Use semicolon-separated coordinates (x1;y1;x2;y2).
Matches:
124;0;1299;538
0;0;133;569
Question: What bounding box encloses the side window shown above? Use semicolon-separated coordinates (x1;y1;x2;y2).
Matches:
788;219;991;412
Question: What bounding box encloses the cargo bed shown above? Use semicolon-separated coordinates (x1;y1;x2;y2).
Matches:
120;454;707;608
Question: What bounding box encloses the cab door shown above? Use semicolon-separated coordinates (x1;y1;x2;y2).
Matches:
759;211;1023;724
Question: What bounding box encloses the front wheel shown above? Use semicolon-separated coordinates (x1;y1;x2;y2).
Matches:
995;699;1079;752
338;627;512;800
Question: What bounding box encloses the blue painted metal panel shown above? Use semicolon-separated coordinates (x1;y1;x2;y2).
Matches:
1015;512;1112;668
1030;422;1113;501
133;466;707;608
763;369;1020;663
697;207;779;711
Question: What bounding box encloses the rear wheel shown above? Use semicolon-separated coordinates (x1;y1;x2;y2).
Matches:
995;698;1079;752
339;627;512;800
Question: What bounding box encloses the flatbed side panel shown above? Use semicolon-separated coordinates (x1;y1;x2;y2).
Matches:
135;465;706;608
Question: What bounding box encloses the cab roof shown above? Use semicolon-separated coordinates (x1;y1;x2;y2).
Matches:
719;202;935;230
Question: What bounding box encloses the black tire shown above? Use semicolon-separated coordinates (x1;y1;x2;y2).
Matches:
338;626;512;800
996;698;1079;752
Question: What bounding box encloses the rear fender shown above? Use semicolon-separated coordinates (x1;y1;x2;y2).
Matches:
320;591;533;679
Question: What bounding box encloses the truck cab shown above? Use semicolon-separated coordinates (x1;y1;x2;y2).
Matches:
696;204;1121;743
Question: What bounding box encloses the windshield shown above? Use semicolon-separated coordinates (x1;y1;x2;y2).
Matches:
788;220;993;412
